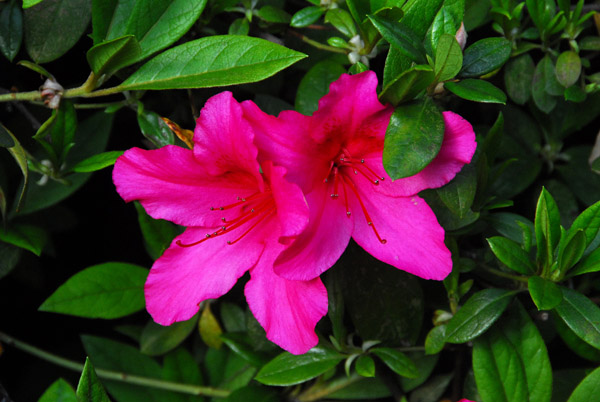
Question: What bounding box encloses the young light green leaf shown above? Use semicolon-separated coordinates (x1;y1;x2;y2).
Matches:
255;347;344;386
567;366;600;402
528;276;562;310
487;236;535;275
290;6;324;27
86;35;141;77
558;229;587;273
121;36;306;90
355;355;376;377
565;199;600;248
532;55;559;113
555;287;600;350
445;288;517;344
39;262;148;318
434;33;463;83
256;6;291;24
162;347;204;395
0;223;46;256
460;37;511;78
379;64;435;105
371;347;418;378
568;247;600;277
76;357;111;402
24;0;91;63
368;15;426;64
0;0;23;62
504;53;534;105
444;79;507;104
38;378;77;402
228;18;249;36
383;99;445;179
325;8;356;38
199;303;223;349
535;187;561;267
295;60;345;115
1;123;28;212
140;315;198;356
72;151;124;173
556;51;581;88
399;352;439;392
425;325;446;355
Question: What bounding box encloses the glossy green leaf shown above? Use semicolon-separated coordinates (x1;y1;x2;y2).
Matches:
554;287;600;350
0;0;22;62
460;37;511;78
295;60;345;115
86;35;141;77
140;315;198;356
567;366;600;402
39;262;148;319
383;99;444;179
137;107;175;147
535;187;561;267
434;33;463;82
228;18;249;36
0;223;46;256
371;348;418;378
24;0;91;63
256;6;291;24
487;236;535;275
558;229;586;272
325;8;356;38
473;302;552;402
504;54;534;104
445;288;516;344
76;358;111;402
555;51;581;88
368;15;426;64
0;242;21;280
425;325;446;355
355;355;376;377
532;55;558;113
162;348;204;402
121;36;306;90
528;276;562;310
569;247;600;277
380;64;435;105
290;6;323;27
255;347;344;386
38;378;77;402
444;79;507;104
220;333;269;368
1;124;28;212
565;199;600;247
436;162;477;218
554;311;600;363
72;151;124;173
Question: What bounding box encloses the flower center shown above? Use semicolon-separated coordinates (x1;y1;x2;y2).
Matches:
176;190;275;247
324;148;387;244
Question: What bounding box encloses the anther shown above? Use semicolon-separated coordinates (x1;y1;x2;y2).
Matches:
210;207;215;210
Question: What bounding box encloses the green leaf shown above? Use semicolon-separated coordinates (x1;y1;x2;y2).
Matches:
137;107;175;147
487;213;535;247
76;358;111;402
371;348;418;378
72;151;124;173
140;315;198;356
379;64;435;105
23;0;45;8
290;6;323;27
199;303;223;349
554;287;600;350
555;51;581;88
120;36;306;91
567;367;600;402
434;33;463;82
565;199;600;247
220;302;246;333
568;247;600;277
355;355;376;377
554;311;600;362
0;223;46;256
558;229;586;272
408;373;453;402
445;288;516;344
0;124;15;148
487;236;535;275
535;187;561;267
295;60;345;115
0;0;22;62
38;378;77;402
1;124;28;212
220;333;269;368
24;0;91;63
0;242;21;280
222;385;278;402
473;301;552;402
90;0;119;45
532;55;559;113
46;100;77;165
255;347;344;386
400;352;439;392
383;99;445;179
460;37;511;78
256;6;291;24
134;202;179;261
425;325;446;355
368;15;426;64
325;8;356;38
504;54;534;104
401;0;444;39
445;79;506;104
39;262;148;319
87;35;142;77
162;348;205;402
436;162;477;218
228;18;249;36
528;276;562;310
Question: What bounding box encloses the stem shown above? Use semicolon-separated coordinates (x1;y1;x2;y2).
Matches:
0;331;230;398
297;374;363;401
483;267;529;283
0;90;43;102
289;30;347;54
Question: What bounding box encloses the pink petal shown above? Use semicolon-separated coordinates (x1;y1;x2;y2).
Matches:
348;178;452;280
145;226;270;325
378;111;477;197
193;92;262;185
245;243;328;355
113;146;260;227
263;161;309;241
274;186;353;281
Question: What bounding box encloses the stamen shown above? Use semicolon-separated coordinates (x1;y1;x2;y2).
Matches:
341;174;387;244
227;209;275;245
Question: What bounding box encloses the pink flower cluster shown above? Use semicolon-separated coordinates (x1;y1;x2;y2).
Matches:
113;72;476;354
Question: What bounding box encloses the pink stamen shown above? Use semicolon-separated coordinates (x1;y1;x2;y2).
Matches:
340;174;387;244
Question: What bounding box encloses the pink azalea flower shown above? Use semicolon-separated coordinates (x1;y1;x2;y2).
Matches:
113;92;328;355
242;72;477;282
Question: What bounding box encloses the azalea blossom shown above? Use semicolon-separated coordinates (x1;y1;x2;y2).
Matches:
113;92;328;354
242;72;477;282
